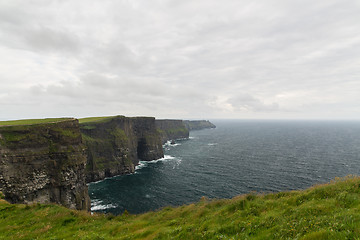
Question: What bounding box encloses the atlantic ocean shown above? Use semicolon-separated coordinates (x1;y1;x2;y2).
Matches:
89;120;360;215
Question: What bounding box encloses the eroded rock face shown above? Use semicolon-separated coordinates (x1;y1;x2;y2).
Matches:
0;119;90;211
155;119;190;144
80;116;164;183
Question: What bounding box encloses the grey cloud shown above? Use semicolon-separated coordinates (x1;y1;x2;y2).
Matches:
24;27;80;53
0;1;80;54
80;72;115;89
0;6;27;25
29;84;46;95
1;0;360;120
228;94;279;112
1;25;80;54
85;43;146;74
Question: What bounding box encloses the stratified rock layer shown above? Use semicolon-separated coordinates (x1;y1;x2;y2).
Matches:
80;116;164;182
155;119;190;144
0;119;90;211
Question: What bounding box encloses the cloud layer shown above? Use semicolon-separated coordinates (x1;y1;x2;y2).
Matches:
1;0;359;120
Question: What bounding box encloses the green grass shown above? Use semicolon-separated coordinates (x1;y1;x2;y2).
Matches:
0;116;117;127
0;118;72;126
78;116;122;124
0;119;82;149
1;176;360;239
110;128;128;146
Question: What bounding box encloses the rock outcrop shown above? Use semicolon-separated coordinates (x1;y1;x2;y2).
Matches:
183;120;216;131
155;119;190;144
80;116;164;182
0;119;90;211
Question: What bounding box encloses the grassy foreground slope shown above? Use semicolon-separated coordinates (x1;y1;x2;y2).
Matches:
1;176;360;240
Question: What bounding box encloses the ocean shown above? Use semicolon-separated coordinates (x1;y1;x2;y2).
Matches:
88;120;360;215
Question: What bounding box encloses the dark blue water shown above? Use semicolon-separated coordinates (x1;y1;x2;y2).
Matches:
89;120;360;215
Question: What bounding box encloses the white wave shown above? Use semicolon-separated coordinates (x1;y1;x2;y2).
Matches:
163;137;189;147
172;158;182;169
87;179;105;185
163;141;181;147
171;143;181;147
163;140;171;147
91;204;117;211
147;155;175;163
135;161;146;170
207;143;218;146
91;199;117;211
135;155;182;171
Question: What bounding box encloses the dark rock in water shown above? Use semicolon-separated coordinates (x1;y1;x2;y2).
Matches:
155;119;189;144
80;116;164;183
183;120;216;131
171;140;176;145
0;119;90;211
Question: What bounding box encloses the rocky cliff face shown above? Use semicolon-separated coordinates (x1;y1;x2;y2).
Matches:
183;120;216;131
155;119;190;144
0;119;90;211
0;116;215;211
80;116;164;182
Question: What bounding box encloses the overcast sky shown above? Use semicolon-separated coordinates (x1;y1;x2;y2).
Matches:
1;0;359;120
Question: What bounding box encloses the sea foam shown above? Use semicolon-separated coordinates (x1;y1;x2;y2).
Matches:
163;140;182;147
91;199;117;211
135;155;181;172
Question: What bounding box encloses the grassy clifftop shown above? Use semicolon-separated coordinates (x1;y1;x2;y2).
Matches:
78;116;120;124
0;118;73;126
1;176;360;239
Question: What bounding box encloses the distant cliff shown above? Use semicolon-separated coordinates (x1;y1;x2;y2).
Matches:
0;119;90;211
80;116;164;182
183;120;216;131
155;119;189;144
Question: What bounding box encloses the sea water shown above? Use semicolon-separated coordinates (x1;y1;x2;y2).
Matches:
89;120;360;215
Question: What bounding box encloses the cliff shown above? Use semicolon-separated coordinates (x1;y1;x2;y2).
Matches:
183;120;216;131
0;119;90;211
80;116;164;182
155;119;189;144
0;116;215;211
